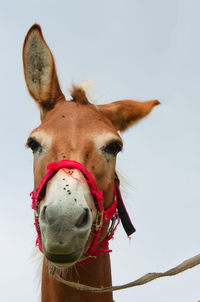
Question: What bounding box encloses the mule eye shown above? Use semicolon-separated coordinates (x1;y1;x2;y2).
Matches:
27;138;41;153
103;141;122;156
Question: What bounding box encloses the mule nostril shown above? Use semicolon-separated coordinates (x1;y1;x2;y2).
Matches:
41;205;47;221
75;208;89;228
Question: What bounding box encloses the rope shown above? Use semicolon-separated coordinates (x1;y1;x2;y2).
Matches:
50;253;200;293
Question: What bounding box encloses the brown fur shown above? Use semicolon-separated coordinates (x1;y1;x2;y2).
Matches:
23;24;159;302
99;99;160;131
23;24;64;120
70;85;90;104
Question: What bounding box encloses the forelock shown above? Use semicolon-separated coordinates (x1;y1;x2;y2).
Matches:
70;85;90;105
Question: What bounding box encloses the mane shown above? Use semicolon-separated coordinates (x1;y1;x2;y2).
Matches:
116;168;135;208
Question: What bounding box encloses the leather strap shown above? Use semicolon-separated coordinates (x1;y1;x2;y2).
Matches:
114;174;136;236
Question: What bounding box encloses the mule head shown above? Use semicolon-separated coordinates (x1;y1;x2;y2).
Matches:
23;24;159;268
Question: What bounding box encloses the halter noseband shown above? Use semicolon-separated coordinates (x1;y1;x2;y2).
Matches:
30;160;135;265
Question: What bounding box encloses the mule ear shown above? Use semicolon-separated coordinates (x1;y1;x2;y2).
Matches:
98;99;160;131
23;24;64;120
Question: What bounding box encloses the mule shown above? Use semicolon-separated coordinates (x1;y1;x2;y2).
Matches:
23;24;159;302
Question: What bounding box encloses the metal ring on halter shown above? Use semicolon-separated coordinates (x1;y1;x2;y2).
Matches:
107;212;119;237
95;210;104;232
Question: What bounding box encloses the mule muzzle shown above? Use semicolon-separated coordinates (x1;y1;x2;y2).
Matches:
39;200;92;265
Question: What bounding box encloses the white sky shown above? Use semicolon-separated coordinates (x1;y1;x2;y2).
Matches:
1;0;200;301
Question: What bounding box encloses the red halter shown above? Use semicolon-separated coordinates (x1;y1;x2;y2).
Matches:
30;160;135;265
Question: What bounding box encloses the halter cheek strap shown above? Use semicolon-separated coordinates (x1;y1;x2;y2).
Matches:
30;160;135;265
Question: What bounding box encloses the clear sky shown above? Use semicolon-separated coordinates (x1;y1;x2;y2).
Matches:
1;0;200;301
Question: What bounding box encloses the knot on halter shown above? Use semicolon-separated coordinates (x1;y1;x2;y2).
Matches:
90;189;103;199
30;160;136;265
